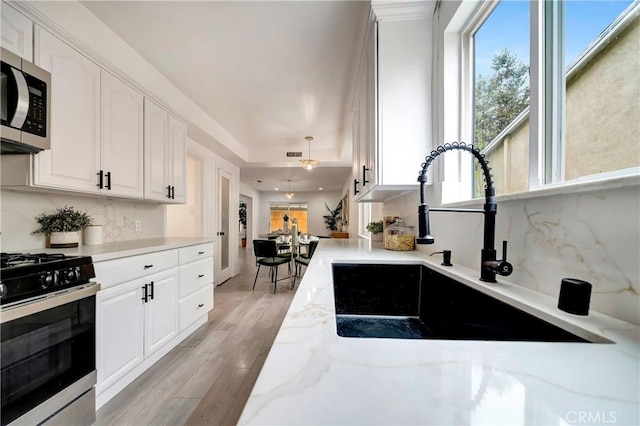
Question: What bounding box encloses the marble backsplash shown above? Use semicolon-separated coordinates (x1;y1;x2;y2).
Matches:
383;182;640;326
0;189;165;251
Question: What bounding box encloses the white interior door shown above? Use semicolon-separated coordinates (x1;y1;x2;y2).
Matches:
216;168;233;284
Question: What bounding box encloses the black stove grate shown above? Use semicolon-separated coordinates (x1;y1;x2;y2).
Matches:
1;252;68;269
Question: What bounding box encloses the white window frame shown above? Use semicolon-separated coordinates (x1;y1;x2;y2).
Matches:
441;0;639;206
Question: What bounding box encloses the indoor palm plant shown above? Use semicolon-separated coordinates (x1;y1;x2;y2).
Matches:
323;200;343;231
33;205;94;248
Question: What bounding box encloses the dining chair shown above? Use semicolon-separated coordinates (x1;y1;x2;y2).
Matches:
252;240;291;293
294;240;319;285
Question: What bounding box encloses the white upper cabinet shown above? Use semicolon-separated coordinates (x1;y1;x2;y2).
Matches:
354;3;432;202
168;113;187;203
32;26;145;198
144;98;186;203
1;3;33;60
33;26;101;193
101;70;144;198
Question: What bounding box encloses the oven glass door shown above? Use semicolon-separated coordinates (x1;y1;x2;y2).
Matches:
1;296;95;426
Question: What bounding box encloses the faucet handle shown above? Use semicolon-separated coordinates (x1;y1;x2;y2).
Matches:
497;241;513;276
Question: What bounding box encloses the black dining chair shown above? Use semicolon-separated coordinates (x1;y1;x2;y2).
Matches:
294;240;319;285
252;240;291;293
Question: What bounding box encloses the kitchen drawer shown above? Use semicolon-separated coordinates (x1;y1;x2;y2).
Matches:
179;257;214;298
94;249;179;289
179;242;214;265
179;284;213;331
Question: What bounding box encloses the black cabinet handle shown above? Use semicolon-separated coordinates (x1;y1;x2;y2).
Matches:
144;264;153;269
149;281;154;300
105;171;111;190
197;303;204;308
166;185;172;198
354;179;360;195
97;170;104;189
170;185;175;199
197;274;204;278
142;284;148;303
198;251;205;255
363;165;370;185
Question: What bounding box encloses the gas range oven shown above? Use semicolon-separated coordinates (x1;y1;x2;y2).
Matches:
1;252;99;426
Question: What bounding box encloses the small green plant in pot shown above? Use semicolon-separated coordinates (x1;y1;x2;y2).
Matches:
33;205;94;248
366;220;384;241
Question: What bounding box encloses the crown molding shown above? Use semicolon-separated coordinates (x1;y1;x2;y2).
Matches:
371;0;437;20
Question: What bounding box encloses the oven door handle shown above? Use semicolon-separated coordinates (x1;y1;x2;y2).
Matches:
0;283;100;324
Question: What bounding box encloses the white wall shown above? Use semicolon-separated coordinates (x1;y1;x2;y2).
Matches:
0;189;165;251
257;191;342;237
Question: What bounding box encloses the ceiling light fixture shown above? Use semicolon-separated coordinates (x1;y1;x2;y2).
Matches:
285;180;295;199
299;136;320;170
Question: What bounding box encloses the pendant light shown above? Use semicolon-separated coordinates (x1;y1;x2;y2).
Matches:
299;136;320;170
285;179;294;199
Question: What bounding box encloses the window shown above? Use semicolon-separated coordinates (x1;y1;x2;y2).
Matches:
458;0;638;199
269;202;308;233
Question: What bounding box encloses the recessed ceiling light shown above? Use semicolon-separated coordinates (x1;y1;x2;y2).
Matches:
274;187;279;191
319;187;323;191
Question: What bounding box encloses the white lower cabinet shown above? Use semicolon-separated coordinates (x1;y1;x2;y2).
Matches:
144;269;179;355
179;284;214;331
96;278;144;394
96;268;178;395
95;243;214;408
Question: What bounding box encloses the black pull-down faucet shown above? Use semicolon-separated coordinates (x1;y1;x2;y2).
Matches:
417;142;513;283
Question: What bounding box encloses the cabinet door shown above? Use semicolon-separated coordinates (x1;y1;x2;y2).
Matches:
144;269;179;357
167;114;187;203
1;3;32;60
96;279;145;394
33;26;101;192
101;70;144;198
144;98;170;201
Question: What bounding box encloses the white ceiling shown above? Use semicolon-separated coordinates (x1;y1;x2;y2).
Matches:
81;0;369;192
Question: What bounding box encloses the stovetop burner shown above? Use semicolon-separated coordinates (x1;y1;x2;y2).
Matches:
1;252;69;269
0;252;96;306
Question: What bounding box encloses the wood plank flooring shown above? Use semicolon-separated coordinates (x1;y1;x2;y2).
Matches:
95;247;298;425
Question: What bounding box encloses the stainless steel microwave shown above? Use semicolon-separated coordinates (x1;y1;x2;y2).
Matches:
1;47;51;154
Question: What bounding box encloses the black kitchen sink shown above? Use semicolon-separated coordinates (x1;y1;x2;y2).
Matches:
332;263;595;342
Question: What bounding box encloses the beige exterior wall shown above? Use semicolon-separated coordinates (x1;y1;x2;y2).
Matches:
565;16;640;180
487;15;639;195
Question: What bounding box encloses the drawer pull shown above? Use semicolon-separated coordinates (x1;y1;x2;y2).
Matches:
197;274;205;278
144;264;154;269
197;303;204;308
197;251;205;255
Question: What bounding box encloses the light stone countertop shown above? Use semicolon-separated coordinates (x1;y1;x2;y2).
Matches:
238;238;639;426
17;237;214;262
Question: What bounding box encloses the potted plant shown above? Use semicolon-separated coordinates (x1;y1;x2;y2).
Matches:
239;202;247;247
366;220;384;242
323;200;342;232
33;205;94;248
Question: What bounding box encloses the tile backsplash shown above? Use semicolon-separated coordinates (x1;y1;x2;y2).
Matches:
383;183;640;326
0;189;165;251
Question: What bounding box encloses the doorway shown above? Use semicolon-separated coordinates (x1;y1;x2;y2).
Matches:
217;168;233;283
